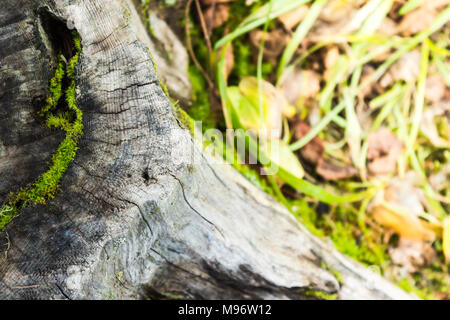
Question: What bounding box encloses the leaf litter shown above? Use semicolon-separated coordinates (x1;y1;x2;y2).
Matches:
177;0;450;298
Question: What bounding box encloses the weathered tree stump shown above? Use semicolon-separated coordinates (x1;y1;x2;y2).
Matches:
0;0;413;300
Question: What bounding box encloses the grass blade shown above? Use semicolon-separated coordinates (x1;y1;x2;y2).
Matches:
290;101;346;151
215;0;311;49
277;0;327;79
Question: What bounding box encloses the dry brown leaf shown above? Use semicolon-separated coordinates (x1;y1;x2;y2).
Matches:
367;128;404;176
319;0;364;23
293;119;358;182
398;7;437;36
360;65;378;97
443;217;450;263
420;102;450;148
249;29;290;62
203;4;230;30
368;172;441;241
278;5;309;30
294;120;324;164
425;0;450;9
430;163;450;192
279;69;321;106
316;158;359;181
323;46;340;81
425;74;446;103
200;0;233;5
380;50;421;87
370;202;436;241
389;238;436;273
224;43;234;79
378;17;398;36
383;172;424;216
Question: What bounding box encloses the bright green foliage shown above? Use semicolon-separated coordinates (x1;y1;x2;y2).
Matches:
188;66;214;129
304;288;338;300
291;199;325;238
232;163;274;197
39;60;65;116
0;205;17;230
291;198;388;268
0;31;83;230
330;221;386;267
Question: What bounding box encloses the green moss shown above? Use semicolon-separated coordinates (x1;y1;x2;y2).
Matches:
187;66;214;130
0;205;17;230
173;101;196;135
161;292;185;300
289;198;387;268
321;261;344;286
330;221;386;267
232;163;275;197
304;289;338;300
396;265;450;300
0;31;83;230
291;199;325;238
396;278;434;300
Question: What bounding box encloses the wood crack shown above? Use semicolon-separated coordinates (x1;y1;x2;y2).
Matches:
169;173;225;239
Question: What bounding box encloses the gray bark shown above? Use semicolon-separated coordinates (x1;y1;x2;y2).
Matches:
0;0;413;300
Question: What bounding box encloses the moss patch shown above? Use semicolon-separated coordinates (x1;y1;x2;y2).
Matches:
304;288;338;300
0;31;83;230
291;198;387;268
187;65;214;129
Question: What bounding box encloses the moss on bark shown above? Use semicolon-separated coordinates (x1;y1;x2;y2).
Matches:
0;31;83;230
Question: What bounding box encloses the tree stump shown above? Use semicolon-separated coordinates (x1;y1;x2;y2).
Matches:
0;0;412;300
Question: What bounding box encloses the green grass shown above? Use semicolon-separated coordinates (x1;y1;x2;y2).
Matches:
178;0;450;298
277;0;327;79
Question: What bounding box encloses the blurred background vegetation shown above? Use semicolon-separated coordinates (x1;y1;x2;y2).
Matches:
138;0;450;299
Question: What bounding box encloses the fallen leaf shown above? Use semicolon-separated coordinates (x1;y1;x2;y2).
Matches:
324;46;339;70
383;172;424;217
324;46;340;81
307;0;366;40
380;50;421;87
370;201;437;241
319;0;363;23
378;17;398;36
249;29;290;62
224;43;234;79
367;128;404;175
278;5;309;30
293;120;324;164
389;238;436;273
398;0;450;35
368;172;439;241
204;4;230;30
443;217;450;263
228;77;295;139
316;157;359;181
424;0;450;10
240;77;294;119
279;69;321;106
425;74;446;103
360;65;378;97
420;102;450;148
200;0;233;5
398;7;437;36
261;139;305;179
227;86;261;131
429;163;450;192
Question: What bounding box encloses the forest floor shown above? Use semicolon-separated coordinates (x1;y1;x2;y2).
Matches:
139;0;450;299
